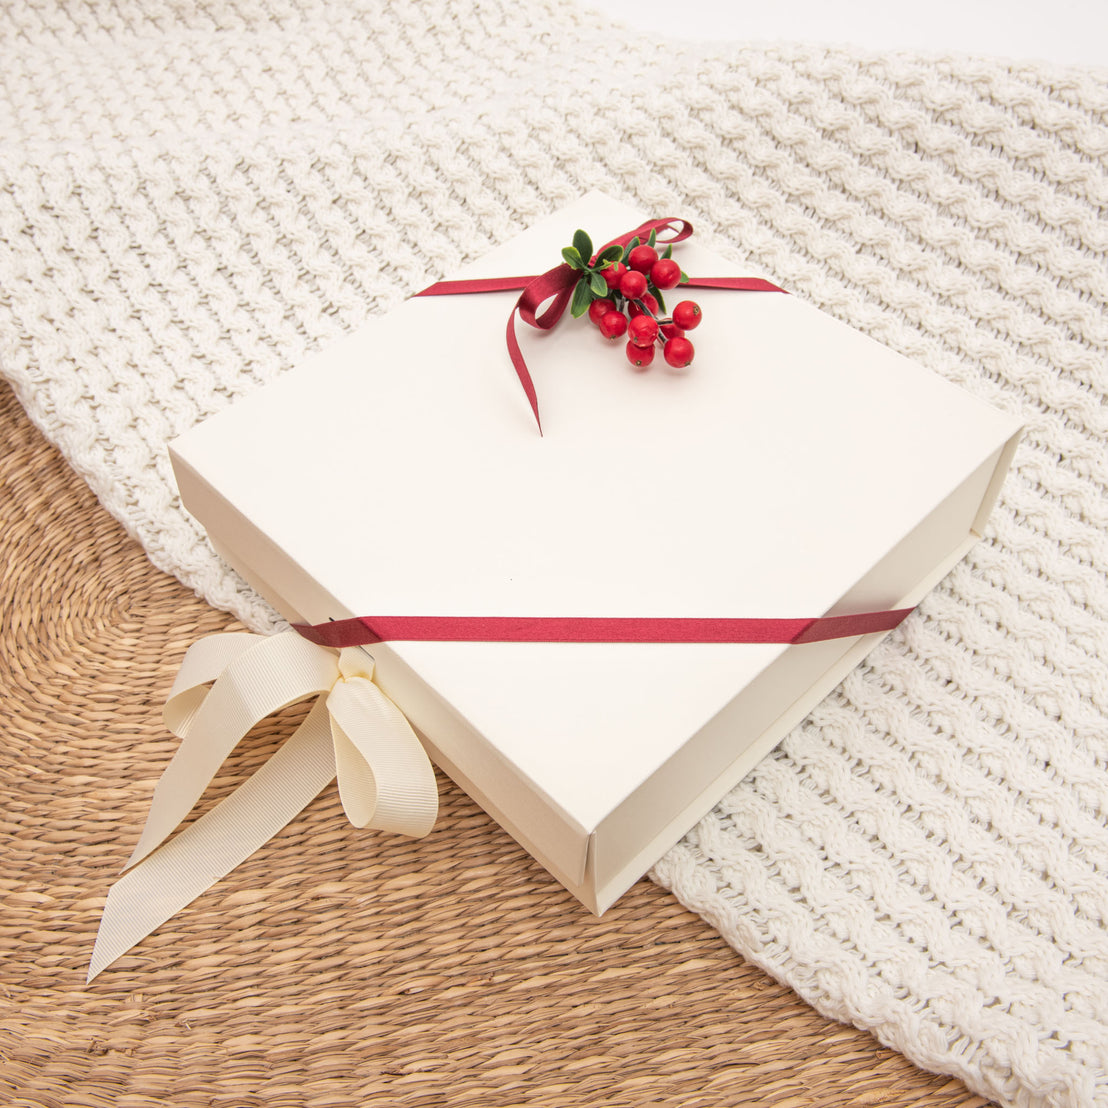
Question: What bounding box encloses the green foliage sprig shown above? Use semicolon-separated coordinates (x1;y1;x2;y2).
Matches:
561;228;688;319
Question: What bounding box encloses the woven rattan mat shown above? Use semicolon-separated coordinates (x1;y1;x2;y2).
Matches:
0;377;990;1108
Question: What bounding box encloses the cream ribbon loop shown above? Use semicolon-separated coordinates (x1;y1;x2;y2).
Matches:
88;631;438;982
329;649;437;837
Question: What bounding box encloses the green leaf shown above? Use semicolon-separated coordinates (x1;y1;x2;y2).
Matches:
570;277;594;318
572;229;593;262
561;246;583;269
679;270;690;284
648;229;657;248
598;244;624;265
621;236;640;263
662;244;673;260
589;271;607;296
652;287;666;314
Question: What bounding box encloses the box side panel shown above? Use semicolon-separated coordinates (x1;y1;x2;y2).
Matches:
588;621;908;914
378;654;596;890
972;429;1022;537
173;450;333;624
589;440;1014;908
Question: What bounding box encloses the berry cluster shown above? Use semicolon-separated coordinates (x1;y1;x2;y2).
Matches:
563;229;702;372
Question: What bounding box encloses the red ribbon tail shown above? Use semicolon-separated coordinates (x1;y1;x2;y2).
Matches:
507;307;542;434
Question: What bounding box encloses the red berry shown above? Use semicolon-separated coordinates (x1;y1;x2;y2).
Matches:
627;315;659;347
628;293;659;318
619;269;648;299
628;244;658;273
588;297;616;326
672;300;702;330
626;340;655;370
650;258;681;289
663;336;695;369
598;310;628;339
603;262;627;290
660;321;684;340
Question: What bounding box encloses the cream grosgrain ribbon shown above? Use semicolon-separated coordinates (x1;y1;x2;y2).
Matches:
88;631;438;982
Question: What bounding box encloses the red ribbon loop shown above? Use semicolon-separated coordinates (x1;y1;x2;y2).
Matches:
595;217;693;258
516;263;578;330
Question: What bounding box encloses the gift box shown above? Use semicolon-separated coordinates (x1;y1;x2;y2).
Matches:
167;192;1021;915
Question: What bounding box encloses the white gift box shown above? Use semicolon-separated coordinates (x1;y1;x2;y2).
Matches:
169;193;1022;914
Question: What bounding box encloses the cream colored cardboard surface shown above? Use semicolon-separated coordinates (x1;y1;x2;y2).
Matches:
171;193;1022;911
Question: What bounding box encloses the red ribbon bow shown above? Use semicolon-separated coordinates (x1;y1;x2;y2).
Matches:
416;217;785;433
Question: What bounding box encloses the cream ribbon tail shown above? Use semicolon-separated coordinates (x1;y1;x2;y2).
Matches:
88;631;438;982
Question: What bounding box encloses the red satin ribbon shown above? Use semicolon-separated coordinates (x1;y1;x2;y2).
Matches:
326;219;906;651
294;609;915;649
414;217;786;433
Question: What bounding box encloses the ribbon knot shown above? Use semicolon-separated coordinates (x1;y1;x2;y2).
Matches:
88;631;437;981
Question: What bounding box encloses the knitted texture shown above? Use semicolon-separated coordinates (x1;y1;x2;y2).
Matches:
1;2;1106;1104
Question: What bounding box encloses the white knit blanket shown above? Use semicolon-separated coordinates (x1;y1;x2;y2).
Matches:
2;3;1106;1104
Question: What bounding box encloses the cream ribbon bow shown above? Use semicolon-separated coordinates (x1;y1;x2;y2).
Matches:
88;631;438;982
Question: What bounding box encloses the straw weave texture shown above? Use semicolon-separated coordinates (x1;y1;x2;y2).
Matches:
1;2;1106;1106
